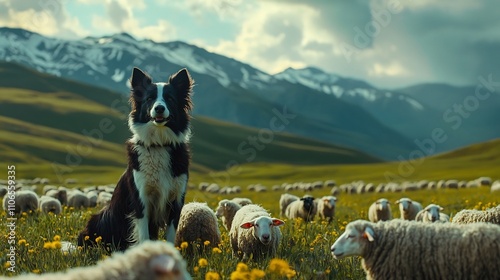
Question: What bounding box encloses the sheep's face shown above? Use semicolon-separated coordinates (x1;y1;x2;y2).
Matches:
397;198;411;212
376;199;389;211
323;197;337;209
331;221;374;259
240;217;284;245
148;253;189;280
424;204;443;222
301;197;315;212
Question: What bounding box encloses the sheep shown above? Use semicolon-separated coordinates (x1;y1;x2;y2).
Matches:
395;198;423;220
368;198;392;222
67;190;89;208
42;185;58;194
330;186;340;196
174;202;221;256
451;205;500;225
229;204;284;261
39;196;62;214
491;181;500;193
285;196;317;222
279;193;299;217
45;189;68;205
317;196;337;223
215;199;242;231
415;204;449;223
0;185;7;197
0;240;191;280
231;197;253;206
2;190;39;214
330;219;500;280
96;192;112;208
87;191;98;207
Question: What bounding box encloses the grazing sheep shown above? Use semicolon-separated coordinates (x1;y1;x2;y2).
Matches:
96;192;112;208
198;182;209;191
215;199;242;231
174;202;221;256
67;190;89;208
39;196;62;214
285;196;317;222
231;197;253;206
368;198;392;222
415;204;449;223
330;186;340;196
452;205;500;225
395;198;423;220
0;240;191;280
279;193;299;217
324;180;336;188
42;185;58;194
45;189;68;206
229;204;284;261
86;191;98;208
317;196;337;223
2;190;39;214
476;176;492;186
491;181;500;193
331;219;500;280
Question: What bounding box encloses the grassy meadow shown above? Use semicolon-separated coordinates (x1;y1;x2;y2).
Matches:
1;181;499;279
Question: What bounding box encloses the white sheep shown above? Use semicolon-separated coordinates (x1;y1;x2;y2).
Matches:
0;240;191;280
231;197;253;206
317;196;337;223
215;199;242;231
2;190;39;214
67;190;89;208
96;192;112;208
491;181;500;193
368;198;392;222
45;189;68;206
86;191;98;208
331;219;500;279
395;198;423;220
415;204;449;223
451;205;500;225
285;196;317;222
279;193;299;217
39;196;62;214
229;204;284;261
174;202;221;256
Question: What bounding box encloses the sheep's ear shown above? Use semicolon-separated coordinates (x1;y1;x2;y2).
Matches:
271;219;285;227
240;222;255;229
362;227;375;242
395;200;400;204
323;198;329;203
439;206;444;211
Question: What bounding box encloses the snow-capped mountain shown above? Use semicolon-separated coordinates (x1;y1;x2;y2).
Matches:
1;27;499;158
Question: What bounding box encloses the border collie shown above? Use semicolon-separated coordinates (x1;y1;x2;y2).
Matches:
78;67;193;251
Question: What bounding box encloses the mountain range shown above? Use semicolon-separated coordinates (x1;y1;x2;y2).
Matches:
1;27;499;160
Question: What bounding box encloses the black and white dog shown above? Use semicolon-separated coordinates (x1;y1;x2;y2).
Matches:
78;67;193;251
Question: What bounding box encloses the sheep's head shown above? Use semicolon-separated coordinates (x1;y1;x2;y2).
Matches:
375;198;389;211
240;216;284;245
215;199;229;217
331;220;374;259
323;196;337;209
396;198;412;211
424;204;443;222
301;196;315;212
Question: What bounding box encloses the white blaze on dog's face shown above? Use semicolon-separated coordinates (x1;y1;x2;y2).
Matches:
331;222;374;259
240;217;285;245
149;82;170;126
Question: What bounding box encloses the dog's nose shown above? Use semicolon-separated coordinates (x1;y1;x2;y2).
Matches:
155;105;165;114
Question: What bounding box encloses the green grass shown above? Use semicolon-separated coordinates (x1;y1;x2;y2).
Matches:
1;185;498;279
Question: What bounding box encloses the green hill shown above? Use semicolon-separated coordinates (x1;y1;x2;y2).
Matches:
0;62;379;182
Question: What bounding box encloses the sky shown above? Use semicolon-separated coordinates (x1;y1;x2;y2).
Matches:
0;0;499;89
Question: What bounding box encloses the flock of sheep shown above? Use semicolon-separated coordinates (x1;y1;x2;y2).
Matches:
2;176;500;280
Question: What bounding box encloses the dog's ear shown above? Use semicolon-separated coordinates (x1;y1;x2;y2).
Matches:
130;67;152;96
169;68;193;95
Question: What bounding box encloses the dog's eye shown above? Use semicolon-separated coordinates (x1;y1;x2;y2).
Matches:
146;96;153;102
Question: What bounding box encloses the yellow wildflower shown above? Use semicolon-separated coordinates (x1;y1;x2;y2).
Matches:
250;269;266;280
194;266;199;273
205;271;220;280
53;235;61;241
43;242;55;249
212;247;222;254
32;269;41;274
53;241;62;249
84;235;90;241
28;249;35;254
18;239;27;246
236;262;249;272
180;242;189;249
204;240;211;246
198;258;208;267
4;262;10;269
95;236;102;243
268;258;296;279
